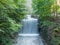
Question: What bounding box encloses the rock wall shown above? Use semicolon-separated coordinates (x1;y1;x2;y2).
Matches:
38;17;60;45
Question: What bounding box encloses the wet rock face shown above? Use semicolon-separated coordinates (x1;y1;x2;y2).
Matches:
39;27;50;45
38;21;54;45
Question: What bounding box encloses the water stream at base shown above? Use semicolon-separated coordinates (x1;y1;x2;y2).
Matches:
14;36;44;45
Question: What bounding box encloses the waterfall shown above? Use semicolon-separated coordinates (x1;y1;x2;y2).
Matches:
19;0;38;36
19;15;39;36
14;0;46;45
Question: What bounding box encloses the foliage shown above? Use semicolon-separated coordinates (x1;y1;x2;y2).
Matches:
32;0;54;20
32;0;60;45
0;0;26;45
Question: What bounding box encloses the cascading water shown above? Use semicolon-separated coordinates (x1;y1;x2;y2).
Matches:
15;15;45;45
19;15;39;35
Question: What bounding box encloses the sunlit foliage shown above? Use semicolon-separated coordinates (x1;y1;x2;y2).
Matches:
32;0;60;45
